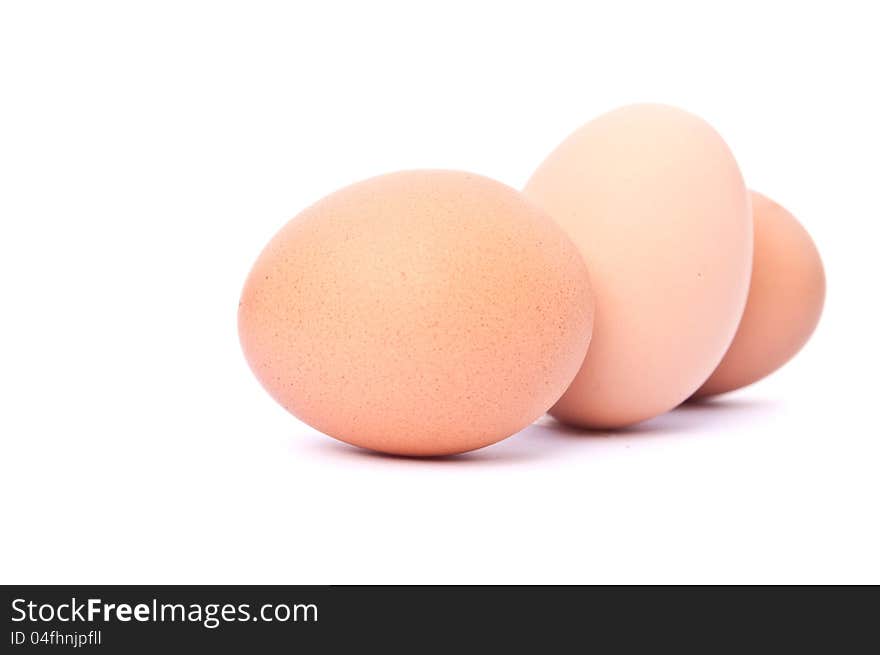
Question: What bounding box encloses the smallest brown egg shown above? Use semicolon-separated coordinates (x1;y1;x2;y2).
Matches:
694;191;825;398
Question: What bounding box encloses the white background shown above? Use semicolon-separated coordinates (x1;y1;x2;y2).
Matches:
1;1;878;584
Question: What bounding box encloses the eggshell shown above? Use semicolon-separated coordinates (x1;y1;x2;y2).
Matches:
239;170;595;456
693;191;825;397
524;104;752;428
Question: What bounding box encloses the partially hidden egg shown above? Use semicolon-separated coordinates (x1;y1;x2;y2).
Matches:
524;104;753;428
239;170;595;456
693;191;825;398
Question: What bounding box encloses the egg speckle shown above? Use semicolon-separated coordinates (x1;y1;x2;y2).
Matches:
239;170;594;455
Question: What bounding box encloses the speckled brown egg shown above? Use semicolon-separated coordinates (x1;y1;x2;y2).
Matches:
238;170;595;456
524;104;753;429
693;191;825;397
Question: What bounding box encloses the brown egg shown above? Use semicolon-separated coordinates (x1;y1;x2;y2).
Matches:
693;191;825;398
239;170;595;456
524;104;753;428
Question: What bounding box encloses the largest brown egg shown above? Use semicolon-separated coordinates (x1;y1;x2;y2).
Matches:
239;170;595;456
